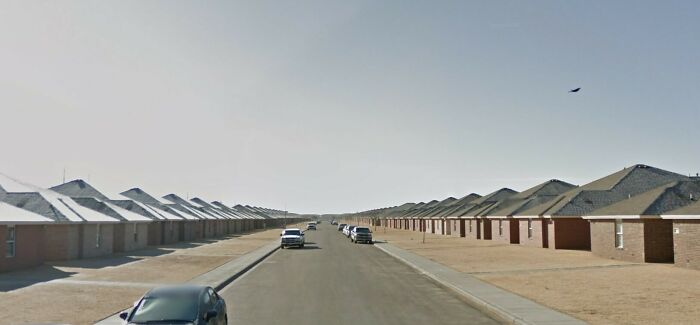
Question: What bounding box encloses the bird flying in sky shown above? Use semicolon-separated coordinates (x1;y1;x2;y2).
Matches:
569;87;581;93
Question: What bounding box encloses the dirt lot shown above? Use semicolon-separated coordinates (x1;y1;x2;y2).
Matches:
371;224;700;325
0;228;287;325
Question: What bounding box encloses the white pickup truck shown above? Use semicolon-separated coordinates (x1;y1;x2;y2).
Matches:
280;228;305;249
350;226;373;244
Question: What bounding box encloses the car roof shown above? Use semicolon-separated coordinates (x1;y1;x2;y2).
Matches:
284;228;301;231
145;285;209;298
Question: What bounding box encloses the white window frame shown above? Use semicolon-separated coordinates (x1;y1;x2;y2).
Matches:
527;219;533;238
498;220;503;236
96;224;101;248
6;225;16;258
615;219;624;249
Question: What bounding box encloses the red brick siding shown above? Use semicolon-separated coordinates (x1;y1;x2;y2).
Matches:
0;225;45;273
491;219;510;243
519;219;547;248
43;224;80;261
590;220;644;263
673;220;700;270
464;219;480;240
81;224;114;258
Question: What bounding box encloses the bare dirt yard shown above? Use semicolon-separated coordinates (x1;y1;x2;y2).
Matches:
371;224;700;325
0;227;287;325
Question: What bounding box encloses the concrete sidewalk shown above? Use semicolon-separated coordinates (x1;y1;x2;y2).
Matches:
95;240;280;325
375;243;587;325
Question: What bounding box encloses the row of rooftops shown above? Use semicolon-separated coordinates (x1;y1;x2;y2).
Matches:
343;164;700;220
0;173;300;224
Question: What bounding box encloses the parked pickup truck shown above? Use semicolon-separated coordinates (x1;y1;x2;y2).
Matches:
280;228;305;249
350;227;373;244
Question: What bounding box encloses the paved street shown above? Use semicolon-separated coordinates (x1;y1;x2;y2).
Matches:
219;223;498;325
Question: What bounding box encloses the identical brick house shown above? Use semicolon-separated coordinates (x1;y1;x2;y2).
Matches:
484;180;577;244
346;164;700;271
583;181;700;265
1;174;305;273
0;201;55;272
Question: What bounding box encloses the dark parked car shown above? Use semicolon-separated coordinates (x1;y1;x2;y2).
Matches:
120;285;227;325
337;223;347;231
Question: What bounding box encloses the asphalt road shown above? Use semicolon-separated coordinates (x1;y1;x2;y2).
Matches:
219;223;498;325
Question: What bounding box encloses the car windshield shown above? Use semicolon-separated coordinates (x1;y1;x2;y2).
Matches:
129;294;198;323
355;228;370;233
284;230;301;236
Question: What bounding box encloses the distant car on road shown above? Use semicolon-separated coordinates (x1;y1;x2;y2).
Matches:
350;227;373;244
120;285;227;325
343;225;356;237
337;223;347;231
280;228;305;249
307;222;317;230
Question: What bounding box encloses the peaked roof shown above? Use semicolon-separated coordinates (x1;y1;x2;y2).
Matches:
586;181;700;216
516;164;688;217
0;200;54;224
0;175;118;223
485;180;577;217
121;188;168;205
50;180;110;201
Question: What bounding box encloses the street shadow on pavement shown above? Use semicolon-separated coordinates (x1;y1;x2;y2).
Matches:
0;265;76;292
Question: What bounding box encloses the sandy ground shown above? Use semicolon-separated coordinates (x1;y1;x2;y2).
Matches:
0;227;289;325
371;224;700;325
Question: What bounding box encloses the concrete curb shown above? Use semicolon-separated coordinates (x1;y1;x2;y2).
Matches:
94;240;280;325
374;243;587;325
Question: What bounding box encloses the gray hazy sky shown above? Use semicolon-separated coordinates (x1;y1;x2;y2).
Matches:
1;1;699;214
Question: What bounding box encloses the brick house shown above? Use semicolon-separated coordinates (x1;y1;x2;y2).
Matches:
583;181;700;263
460;188;518;240
0;201;54;272
485;180;576;244
515;164;688;250
662;200;700;269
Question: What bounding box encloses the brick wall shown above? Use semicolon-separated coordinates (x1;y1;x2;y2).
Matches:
590;220;644;262
464;219;480;240
491;219;510;243
81;224;114;258
122;223;148;252
44;224;80;261
673;220;700;270
0;225;45;273
550;218;591;250
519;219;547;248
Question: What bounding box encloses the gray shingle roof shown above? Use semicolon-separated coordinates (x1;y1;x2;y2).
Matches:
586;181;700;216
516;164;688;217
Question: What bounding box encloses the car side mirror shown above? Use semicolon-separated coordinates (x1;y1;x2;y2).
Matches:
279;234;282;236
119;312;129;320
205;310;218;321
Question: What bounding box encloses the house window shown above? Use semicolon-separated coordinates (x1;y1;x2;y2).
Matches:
96;224;101;248
527;219;533;238
6;226;16;258
498;220;503;236
133;223;138;242
469;220;472;233
615;219;624;248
